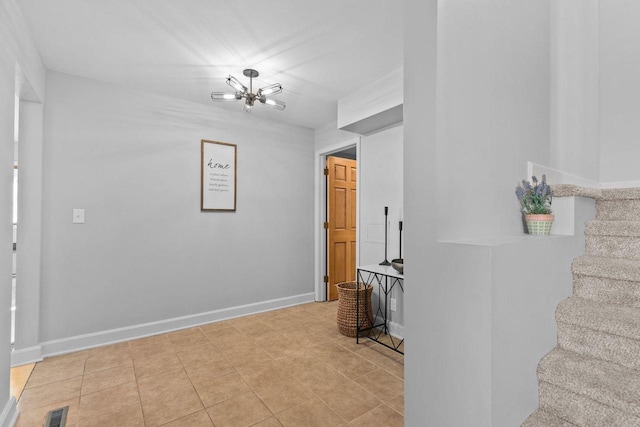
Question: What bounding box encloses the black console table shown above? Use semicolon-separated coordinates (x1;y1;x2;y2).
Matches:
356;264;404;355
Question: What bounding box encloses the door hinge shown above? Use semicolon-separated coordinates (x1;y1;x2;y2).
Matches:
323;222;329;229
323;275;329;283
324;167;329;176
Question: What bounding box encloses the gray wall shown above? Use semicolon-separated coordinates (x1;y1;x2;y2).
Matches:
403;1;580;426
39;71;315;343
600;0;640;182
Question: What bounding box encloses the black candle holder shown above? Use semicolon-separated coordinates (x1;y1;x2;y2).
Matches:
399;220;403;259
380;206;391;266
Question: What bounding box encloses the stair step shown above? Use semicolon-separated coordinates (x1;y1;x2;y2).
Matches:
556;297;640;369
597;200;640;221
521;408;576;427
600;187;640;200
572;256;640;283
537;348;640;425
557;297;640;341
573;273;640;309
586;235;640;260
539;381;640;427
585;220;640;237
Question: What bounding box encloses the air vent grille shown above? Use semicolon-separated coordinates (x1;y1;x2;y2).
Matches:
44;406;68;427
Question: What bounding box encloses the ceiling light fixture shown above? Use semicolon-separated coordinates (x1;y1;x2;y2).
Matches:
211;69;286;113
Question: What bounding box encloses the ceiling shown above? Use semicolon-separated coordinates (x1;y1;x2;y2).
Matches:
17;0;403;130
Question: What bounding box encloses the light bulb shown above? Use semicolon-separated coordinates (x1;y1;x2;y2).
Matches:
226;75;247;93
257;83;282;97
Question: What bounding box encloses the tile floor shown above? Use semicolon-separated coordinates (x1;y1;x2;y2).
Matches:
12;301;404;426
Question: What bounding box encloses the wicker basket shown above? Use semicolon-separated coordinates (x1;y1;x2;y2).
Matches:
336;281;373;337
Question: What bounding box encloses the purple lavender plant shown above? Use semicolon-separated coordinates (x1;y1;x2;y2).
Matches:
515;175;553;214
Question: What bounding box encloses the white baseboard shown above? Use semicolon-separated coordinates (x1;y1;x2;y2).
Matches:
28;293;314;361
0;397;17;427
388;321;404;340
528;161;640;190
11;345;42;367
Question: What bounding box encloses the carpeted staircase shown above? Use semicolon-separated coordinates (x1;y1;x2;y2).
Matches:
522;186;640;427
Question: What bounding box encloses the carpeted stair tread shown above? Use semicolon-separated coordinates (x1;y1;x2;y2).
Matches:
573;274;640;308
585;220;640;237
521;408;576;427
600;187;640;201
538;347;640;418
539;381;640;427
552;184;602;199
556;297;640;341
572;256;640;283
597;200;640;221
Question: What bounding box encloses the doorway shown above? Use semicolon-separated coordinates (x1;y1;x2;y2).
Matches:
325;148;357;301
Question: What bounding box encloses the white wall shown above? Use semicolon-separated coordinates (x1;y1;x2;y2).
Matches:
550;0;600;182
38;71;315;347
0;0;45;423
358;125;403;266
405;1;565;426
436;0;551;241
599;0;640;182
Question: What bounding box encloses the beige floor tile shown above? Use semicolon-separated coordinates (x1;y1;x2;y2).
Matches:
254;376;314;415
224;346;273;369
235;359;290;390
184;358;237;385
77;381;140;424
251;417;283;427
387;393;404;415
160;410;214;427
382;360;404;380
84;342;133;374
167;327;209;349
176;342;226;368
326;353;378;381
15;397;79;427
276;397;346;427
253;334;306;360
81;364;136;395
18;376;83;412
354;346;402;370
81;402;145;427
10;363;35;400
332;335;375;352
26;355;86;389
305;341;353;359
190;371;251;408
133;351;183;379
137;369;203;426
352;369;403;401
348;404;404;427
15;302;404;427
311;377;380;423
129;334;174;359
207;391;272;427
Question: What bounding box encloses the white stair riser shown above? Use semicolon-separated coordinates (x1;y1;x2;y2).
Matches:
597;200;640;221
557;322;640;371
586;235;640;260
539;382;640;427
573;275;640;309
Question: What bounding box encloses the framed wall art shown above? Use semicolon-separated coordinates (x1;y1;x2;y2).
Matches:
201;139;237;211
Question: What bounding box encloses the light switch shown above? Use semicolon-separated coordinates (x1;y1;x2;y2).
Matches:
72;209;85;224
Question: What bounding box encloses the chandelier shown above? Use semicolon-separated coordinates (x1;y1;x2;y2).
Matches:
211;69;286;112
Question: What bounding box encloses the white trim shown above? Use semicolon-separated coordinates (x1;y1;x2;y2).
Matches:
314;138;361;302
387;320;405;341
0;397;17;427
27;293;313;360
11;345;42;367
528;161;640;190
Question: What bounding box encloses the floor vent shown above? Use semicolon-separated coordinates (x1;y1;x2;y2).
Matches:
44;406;68;427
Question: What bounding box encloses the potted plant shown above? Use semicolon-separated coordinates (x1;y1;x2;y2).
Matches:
515;175;554;235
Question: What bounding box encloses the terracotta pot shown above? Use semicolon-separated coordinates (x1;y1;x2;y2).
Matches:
525;214;554;235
